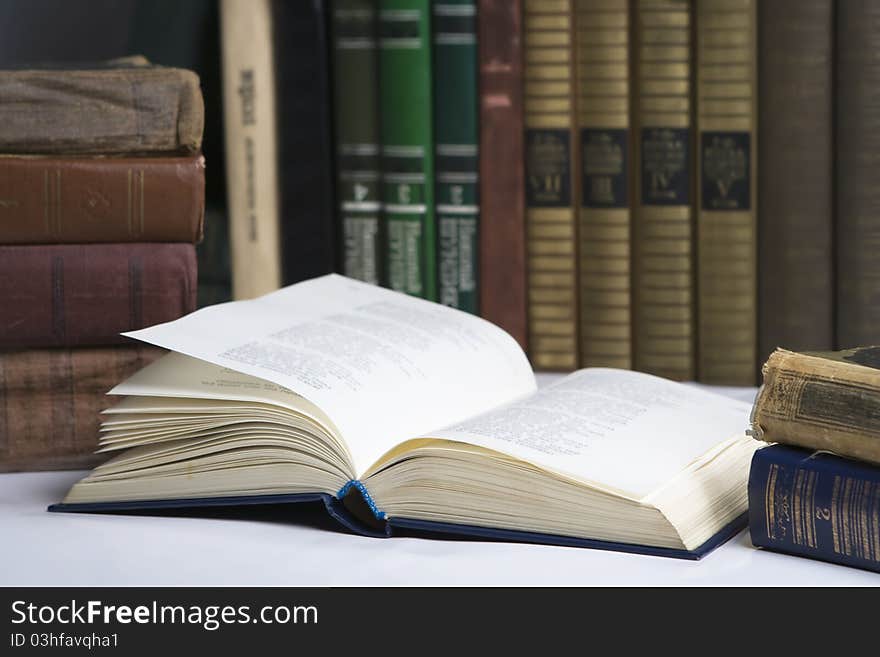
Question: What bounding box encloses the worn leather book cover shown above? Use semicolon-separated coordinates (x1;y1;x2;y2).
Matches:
0;345;165;472
0;154;205;244
758;0;834;362
632;0;694;381
575;0;631;370
274;0;338;286
523;0;579;370
0;243;197;349
478;0;527;350
696;0;757;385
751;347;880;465
836;1;880;348
0;61;203;155
332;0;382;286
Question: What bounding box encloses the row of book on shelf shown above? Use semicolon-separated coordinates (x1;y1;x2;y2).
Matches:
219;0;880;387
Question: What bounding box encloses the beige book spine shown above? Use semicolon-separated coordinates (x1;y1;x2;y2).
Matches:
632;0;694;380
221;0;282;299
575;0;631;369
696;0;757;385
524;0;579;370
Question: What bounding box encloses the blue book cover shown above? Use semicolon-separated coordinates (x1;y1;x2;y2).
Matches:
749;445;880;573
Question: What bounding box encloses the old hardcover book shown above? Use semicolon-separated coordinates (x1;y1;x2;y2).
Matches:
836;1;880;347
332;0;382;285
0;62;203;155
0;243;197;349
0;155;205;244
758;0;834;362
632;0;694;381
751;347;880;465
574;0;631;370
379;0;437;299
434;0;479;313
696;0;757;385
478;0;528;349
0;345;165;472
274;0;338;285
523;0;579;370
749;445;880;573
220;0;283;299
53;274;759;559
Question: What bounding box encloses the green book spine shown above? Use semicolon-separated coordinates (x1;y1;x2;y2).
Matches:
432;0;479;313
332;0;383;285
379;0;437;299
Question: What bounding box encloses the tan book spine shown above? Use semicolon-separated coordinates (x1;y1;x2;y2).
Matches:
632;0;694;380
574;0;631;369
523;0;580;370
695;0;757;385
751;348;880;466
221;0;283;299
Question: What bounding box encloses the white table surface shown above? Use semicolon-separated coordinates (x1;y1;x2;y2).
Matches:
2;377;876;586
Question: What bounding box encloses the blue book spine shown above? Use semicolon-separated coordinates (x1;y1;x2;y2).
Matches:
748;445;880;573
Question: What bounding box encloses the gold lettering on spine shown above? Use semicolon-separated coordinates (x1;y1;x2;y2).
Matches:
832;475;841;554
765;463;778;539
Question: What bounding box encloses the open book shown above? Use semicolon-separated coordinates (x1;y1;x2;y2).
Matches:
52;275;759;559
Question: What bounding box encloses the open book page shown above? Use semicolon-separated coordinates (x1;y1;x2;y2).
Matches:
121;274;536;475
410;369;752;499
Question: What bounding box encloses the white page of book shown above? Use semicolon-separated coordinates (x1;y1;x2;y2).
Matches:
426;369;753;499
122;275;537;476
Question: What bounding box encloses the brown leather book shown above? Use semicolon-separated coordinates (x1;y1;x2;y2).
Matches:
0;62;203;155
758;0;834;362
479;0;528;350
0;243;197;349
0;155;205;244
0;345;165;472
836;1;880;347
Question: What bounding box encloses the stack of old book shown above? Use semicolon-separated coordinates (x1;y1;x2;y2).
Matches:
0;57;205;472
748;347;880;573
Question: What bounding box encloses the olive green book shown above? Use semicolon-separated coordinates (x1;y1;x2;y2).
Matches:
433;0;479;313
523;0;579;371
695;0;757;385
332;0;382;285
575;0;631;370
632;0;694;381
379;0;437;299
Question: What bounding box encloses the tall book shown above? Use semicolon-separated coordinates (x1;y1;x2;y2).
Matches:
478;0;527;349
695;0;757;385
631;0;694;381
273;0;338;285
220;0;282;299
332;0;382;285
379;0;437;299
433;0;480;313
523;0;579;370
574;0;631;370
758;0;834;362
836;1;880;347
749;445;880;574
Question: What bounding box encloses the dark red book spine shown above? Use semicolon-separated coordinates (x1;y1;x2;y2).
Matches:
478;0;528;350
0;243;197;348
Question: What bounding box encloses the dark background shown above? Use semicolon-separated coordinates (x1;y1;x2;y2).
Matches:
0;0;226;207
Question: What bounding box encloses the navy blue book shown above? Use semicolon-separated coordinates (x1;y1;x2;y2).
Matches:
50;275;758;559
749;444;880;573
